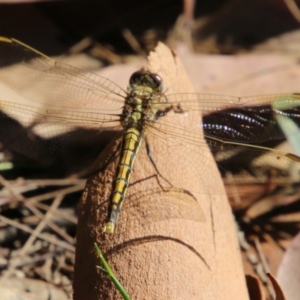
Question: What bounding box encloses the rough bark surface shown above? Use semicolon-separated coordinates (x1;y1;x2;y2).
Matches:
73;43;249;300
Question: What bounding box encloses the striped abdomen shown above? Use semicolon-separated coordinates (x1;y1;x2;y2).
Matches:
102;126;143;233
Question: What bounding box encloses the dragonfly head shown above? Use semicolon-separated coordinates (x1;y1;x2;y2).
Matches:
128;69;164;94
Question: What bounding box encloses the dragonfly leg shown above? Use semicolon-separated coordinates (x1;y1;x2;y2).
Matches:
145;137;172;188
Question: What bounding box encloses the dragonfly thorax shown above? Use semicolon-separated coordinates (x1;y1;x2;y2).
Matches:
122;94;157;130
122;71;165;130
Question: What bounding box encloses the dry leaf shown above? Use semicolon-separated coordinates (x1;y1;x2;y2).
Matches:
74;43;249;300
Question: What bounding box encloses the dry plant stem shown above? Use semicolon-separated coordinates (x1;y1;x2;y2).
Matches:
283;0;300;23
73;43;248;300
0;176;74;242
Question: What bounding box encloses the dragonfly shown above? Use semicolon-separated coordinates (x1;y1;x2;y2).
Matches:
0;37;300;233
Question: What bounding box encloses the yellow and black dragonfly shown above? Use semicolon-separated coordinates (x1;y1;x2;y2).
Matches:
0;37;300;233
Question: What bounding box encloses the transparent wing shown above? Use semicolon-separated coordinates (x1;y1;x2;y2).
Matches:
0;37;125;153
0;37;126;111
0;99;122;136
0;36;299;200
0;37;125;169
144;92;300;197
163;92;300;146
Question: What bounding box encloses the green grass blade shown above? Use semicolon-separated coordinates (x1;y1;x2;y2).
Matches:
94;243;131;300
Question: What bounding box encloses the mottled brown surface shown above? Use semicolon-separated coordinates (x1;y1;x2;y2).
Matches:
73;43;248;300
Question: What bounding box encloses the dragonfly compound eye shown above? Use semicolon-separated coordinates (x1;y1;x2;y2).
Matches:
129;70;163;93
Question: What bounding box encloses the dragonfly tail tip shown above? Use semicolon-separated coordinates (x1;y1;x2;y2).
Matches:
103;221;115;234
